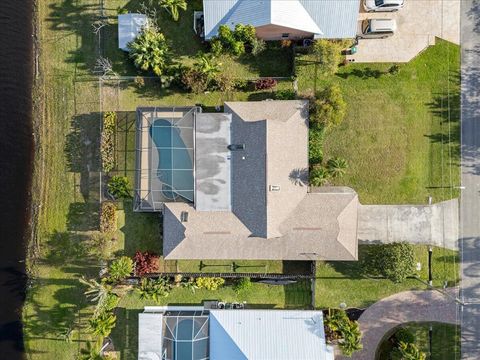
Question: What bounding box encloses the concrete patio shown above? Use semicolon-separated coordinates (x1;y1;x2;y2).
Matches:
347;0;460;63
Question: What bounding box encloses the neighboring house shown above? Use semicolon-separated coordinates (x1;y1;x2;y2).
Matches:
134;101;359;261
202;0;360;40
138;306;334;360
118;13;148;51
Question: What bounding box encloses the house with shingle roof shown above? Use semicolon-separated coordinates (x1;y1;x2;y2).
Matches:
134;100;358;261
202;0;360;41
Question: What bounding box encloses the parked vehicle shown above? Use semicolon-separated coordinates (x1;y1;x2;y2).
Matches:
358;19;397;39
363;0;404;12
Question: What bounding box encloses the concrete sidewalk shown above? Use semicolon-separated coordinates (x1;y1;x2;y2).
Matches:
358;199;459;250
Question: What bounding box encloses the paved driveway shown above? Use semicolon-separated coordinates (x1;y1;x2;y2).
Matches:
358;199;459;249
348;0;460;63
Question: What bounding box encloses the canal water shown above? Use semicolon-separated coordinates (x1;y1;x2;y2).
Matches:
0;0;33;358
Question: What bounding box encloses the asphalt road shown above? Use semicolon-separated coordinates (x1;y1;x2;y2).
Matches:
460;0;480;357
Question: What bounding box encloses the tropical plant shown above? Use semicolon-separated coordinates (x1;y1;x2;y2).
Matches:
80;277;111;305
159;0;187;21
78;341;103;360
324;309;363;357
137;277;171;302
327;157;348;178
392;341;427;360
107;176;131;199
99;201;117;233
311;84;347;128
362;242;415;283
108;256;134;281
210;24;258;56
312;39;345;75
134;251;160;276
88;311;116;338
181;278;199;293
101;111;116;172
395;327;416;345
309;165;330;187
232;277;252;293
195;277;225;291
128;28;171;76
193;52;221;80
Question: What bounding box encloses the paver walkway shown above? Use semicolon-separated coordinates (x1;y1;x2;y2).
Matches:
358;200;459;250
337;289;459;360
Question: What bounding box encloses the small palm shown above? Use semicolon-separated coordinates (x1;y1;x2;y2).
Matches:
327;157;348;178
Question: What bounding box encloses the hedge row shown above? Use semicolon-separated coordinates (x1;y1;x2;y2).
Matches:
100;201;117;233
101;111;116;173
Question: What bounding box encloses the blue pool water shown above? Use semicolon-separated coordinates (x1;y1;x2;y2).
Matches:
150;119;194;201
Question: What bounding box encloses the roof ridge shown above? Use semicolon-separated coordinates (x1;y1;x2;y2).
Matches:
335;194;359;260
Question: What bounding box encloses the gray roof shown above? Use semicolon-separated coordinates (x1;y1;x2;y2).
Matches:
203;0;360;39
195;113;232;211
162;100;359;261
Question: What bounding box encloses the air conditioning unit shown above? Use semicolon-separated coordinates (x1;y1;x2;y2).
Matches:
269;185;281;192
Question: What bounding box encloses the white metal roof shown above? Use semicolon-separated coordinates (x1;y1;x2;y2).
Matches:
209;310;330;360
203;0;359;39
138;313;163;360
118;13;148;51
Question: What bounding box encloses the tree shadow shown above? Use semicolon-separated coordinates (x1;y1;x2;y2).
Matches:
45;231;91;264
325;246;370;280
46;0;99;71
67;202;99;232
336;67;385;79
110;307;141;359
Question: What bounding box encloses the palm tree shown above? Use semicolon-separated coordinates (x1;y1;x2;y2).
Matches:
159;0;187;21
128;28;170;76
327;157;348;178
194;52;221;81
108;256;133;282
79;277;112;316
309;166;330;187
78;341;103;360
88;311;116;338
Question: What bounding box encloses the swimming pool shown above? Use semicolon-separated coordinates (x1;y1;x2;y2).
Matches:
150;119;194;202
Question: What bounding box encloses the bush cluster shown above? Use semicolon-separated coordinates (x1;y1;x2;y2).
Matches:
134;251;160;276
324;309;363;357
254;77;277;90
232;277;252;293
195;277;225;291
107;176;131;199
101;111;116;173
210;24;264;56
361;242;416;283
100;201;117;233
108;256;133;281
311;84;346;129
137;277;171;302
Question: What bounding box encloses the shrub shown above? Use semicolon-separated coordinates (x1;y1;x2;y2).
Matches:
100;202;117;233
251;38;266;56
309;128;325;165
275;89;296;100
195;277;225;290
101;112;116;172
254;78;277;90
389;64;400;75
324;309;363;357
137;277;171;302
181;68;209;94
362;242;415;283
210;24;258;56
108;256;133;281
232;277;252;293
326;157;348;178
311;84;346;128
159;0;187;22
394;327;415;345
312;39;345;76
107;176;131;199
134;251;160;276
128;28;171;76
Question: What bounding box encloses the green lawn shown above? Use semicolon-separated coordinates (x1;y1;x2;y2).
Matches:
315;245;459;309
296;40;460;204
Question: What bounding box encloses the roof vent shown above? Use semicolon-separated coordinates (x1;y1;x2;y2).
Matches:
269;185;281;192
180;211;189;222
